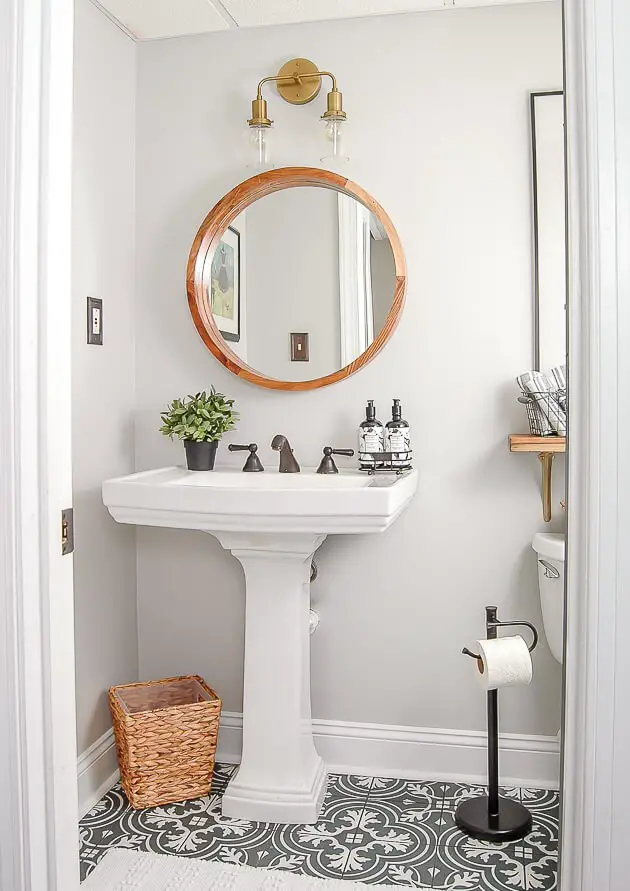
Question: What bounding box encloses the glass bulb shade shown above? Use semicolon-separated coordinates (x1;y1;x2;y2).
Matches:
248;124;273;170
321;118;349;163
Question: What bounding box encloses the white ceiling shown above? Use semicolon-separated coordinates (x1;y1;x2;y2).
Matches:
95;0;553;41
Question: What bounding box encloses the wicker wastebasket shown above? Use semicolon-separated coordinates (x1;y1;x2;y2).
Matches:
109;675;222;809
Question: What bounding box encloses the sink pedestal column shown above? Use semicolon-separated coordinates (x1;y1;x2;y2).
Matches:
214;532;328;824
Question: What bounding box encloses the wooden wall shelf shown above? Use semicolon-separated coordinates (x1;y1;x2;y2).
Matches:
509;435;566;454
509;435;567;522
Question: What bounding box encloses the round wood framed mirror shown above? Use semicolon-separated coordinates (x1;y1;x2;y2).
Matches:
186;167;407;391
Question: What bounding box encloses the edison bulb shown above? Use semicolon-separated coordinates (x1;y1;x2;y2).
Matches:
248;124;273;169
321;118;349;163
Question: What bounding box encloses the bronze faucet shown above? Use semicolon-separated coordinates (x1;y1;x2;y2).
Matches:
271;435;300;473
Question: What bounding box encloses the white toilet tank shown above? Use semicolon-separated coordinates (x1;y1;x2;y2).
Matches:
532;532;565;664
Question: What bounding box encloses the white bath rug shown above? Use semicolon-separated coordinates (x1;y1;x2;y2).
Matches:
83;849;427;890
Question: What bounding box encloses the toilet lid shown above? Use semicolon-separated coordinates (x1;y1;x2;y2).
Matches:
532;532;565;561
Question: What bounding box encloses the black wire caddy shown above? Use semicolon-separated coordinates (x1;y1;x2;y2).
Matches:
358;450;413;474
517;389;567;437
458;606;539;842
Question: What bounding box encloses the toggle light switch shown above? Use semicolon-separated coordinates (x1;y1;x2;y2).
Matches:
290;332;309;361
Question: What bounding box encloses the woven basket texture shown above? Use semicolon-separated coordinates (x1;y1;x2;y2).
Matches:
109;675;222;809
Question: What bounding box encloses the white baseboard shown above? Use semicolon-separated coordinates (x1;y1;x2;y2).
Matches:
77;728;120;818
76;714;560;818
217;712;560;790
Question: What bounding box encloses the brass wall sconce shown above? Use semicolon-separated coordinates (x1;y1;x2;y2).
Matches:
248;58;348;167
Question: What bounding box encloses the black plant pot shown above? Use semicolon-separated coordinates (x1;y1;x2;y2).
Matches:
184;439;218;471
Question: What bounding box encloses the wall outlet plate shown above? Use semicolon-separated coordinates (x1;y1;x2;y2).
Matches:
87;296;103;345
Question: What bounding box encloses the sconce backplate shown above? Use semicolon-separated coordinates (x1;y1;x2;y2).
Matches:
277;58;321;106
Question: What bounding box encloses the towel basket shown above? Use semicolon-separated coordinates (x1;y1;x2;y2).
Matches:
518;389;566;437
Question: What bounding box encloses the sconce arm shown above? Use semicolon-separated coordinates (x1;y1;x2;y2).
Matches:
315;71;338;91
255;69;337;100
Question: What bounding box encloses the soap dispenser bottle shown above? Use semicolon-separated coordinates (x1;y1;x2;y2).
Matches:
386;399;411;468
358;400;385;468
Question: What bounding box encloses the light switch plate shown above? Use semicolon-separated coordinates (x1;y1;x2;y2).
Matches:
291;332;309;361
87;296;103;345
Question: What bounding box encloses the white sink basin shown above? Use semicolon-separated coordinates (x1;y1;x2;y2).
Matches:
102;465;417;534
102;464;418;824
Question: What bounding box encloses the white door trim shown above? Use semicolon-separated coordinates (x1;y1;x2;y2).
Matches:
0;0;78;888
561;0;630;889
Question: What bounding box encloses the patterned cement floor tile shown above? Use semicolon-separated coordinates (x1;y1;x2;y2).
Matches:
210;762;239;794
271;776;374;880
512;835;557;891
79;769;558;889
327;773;376;800
431;839;528;891
519;789;560;818
363;777;444;802
333;797;441;885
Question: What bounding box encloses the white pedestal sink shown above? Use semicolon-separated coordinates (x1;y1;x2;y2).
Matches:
102;466;418;823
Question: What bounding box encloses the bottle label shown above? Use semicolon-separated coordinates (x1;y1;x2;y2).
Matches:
359;426;384;461
387;426;411;465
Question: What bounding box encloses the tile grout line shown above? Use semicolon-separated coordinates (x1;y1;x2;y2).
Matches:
429;782;449;889
519;784;530;891
340;776;377;881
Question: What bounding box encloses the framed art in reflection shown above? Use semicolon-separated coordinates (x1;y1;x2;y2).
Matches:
210;226;240;342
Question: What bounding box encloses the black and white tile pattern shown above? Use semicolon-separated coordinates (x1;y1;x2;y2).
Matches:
80;766;558;889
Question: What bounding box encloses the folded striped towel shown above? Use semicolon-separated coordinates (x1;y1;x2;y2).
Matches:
550;364;567;411
550;364;566;390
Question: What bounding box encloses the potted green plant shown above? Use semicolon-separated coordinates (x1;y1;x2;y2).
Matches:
160;388;238;471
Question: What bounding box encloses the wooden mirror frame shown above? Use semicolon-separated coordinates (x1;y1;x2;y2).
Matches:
186;166;407;391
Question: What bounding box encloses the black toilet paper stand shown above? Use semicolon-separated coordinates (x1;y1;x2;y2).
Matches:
457;605;539;842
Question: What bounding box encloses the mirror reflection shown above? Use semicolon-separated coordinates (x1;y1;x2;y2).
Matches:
531;91;566;370
201;186;397;382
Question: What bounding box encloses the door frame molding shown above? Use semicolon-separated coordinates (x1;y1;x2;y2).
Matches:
0;0;78;888
561;0;630;888
2;0;630;889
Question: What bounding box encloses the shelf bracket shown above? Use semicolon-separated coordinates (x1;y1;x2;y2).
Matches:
539;452;555;523
508;436;565;523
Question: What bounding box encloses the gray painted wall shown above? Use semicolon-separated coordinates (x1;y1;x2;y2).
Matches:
72;0;138;755
133;3;565;736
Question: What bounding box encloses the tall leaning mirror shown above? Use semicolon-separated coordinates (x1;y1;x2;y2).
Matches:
531;91;566;370
186;167;406;390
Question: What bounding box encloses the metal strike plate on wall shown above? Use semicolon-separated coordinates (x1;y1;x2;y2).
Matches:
61;508;74;555
87;296;103;345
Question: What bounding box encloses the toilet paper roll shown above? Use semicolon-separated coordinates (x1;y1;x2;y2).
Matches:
474;636;533;690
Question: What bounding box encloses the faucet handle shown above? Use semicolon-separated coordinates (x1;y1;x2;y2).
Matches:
228;443;264;472
316;446;355;475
